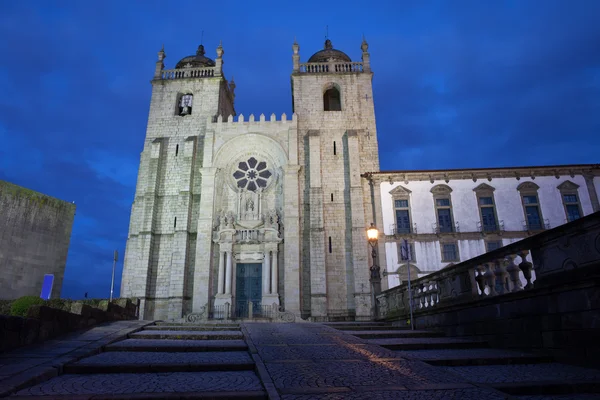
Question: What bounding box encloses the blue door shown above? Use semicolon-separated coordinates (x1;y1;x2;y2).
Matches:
235;263;262;318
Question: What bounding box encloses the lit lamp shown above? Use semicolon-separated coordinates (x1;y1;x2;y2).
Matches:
366;223;381;288
366;223;381;318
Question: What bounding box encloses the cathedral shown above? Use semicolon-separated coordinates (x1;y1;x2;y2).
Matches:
121;38;600;321
121;38;379;321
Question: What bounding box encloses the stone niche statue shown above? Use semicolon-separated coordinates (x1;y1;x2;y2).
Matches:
264;209;279;229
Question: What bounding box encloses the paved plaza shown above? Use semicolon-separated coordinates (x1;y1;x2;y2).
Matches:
1;320;599;399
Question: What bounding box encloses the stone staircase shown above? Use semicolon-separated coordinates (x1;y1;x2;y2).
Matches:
324;321;600;399
12;322;268;399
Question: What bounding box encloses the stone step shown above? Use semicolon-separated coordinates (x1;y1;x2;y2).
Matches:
514;394;600;399
443;363;600;396
332;325;410;331
64;351;255;374
155;321;240;327
130;330;244;340
105;339;248;352
347;329;445;339
369;337;489;351
145;325;241;331
396;348;554;366
322;321;389;326
12;371;267;399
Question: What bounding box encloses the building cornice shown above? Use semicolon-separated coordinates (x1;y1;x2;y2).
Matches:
362;164;600;185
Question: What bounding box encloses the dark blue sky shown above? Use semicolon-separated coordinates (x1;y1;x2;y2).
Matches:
0;1;598;299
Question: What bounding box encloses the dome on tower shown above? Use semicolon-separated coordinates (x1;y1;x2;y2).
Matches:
175;45;216;69
307;39;351;63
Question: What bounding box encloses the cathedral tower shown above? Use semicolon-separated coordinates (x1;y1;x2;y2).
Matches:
121;43;236;319
292;38;382;320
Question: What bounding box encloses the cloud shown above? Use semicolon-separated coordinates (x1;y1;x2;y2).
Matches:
0;0;598;298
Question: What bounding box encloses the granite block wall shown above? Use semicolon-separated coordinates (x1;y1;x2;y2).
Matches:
0;181;76;300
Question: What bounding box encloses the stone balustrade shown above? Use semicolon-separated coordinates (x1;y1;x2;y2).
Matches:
160;67;215;80
376;211;600;320
236;229;262;242
298;62;364;73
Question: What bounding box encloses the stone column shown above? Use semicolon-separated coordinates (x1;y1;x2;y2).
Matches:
263;251;271;295
307;131;327;318
217;251;225;294
584;174;600;212
271;250;278;294
283;164;301;314
192;167;217;313
225;251;233;294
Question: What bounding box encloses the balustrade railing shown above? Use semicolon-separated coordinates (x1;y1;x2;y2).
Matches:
235;229;262;242
160;67;216;80
298;62;364;73
376;212;600;320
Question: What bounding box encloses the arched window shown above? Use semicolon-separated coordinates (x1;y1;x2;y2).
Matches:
323;87;341;111
396;264;420;285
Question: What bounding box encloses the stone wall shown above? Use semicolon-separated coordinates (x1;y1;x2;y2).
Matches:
0;181;76;300
0;299;138;353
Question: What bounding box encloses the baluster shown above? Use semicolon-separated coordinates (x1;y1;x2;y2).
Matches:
493;259;507;295
505;255;523;292
518;250;534;290
474;265;486;296
483;263;495;296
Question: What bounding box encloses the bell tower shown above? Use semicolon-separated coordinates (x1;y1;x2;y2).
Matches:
121;42;236;320
291;38;382;320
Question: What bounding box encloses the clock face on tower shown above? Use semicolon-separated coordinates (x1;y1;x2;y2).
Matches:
232;157;272;191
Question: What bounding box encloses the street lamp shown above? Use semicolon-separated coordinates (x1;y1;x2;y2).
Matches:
367;223;381;319
367;223;380;281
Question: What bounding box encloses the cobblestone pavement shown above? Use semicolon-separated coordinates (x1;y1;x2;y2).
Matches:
73;351;253;365
279;388;507;399
105;338;248;351
0;320;151;397
15;371;263;395
129;330;243;340
444;363;600;383
515;395;600;399
244;322;508;399
395;348;547;361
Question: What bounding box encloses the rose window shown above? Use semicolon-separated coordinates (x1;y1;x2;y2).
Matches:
233;157;272;191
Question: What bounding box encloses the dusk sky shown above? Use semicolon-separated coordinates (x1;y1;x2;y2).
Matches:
0;1;598;299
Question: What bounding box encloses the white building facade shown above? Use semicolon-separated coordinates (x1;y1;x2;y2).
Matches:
368;167;600;289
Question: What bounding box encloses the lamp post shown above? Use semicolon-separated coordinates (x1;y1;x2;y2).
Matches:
367;223;381;318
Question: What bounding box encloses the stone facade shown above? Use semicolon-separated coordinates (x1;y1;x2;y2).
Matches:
121;39;379;321
0;181;76;300
369;165;600;288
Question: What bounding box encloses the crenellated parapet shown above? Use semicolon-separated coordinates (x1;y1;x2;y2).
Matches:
208;113;298;129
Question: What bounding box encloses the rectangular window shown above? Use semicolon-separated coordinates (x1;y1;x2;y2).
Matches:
526;205;542;229
481;207;497;232
566;204;581;222
563;194;578;203
438;208;453;233
398;242;416;262
395;210;411;233
395;199;409;208
479;196;494;206
441;243;458;262
436;198;450;207
394;198;411;233
328;236;332;253
486;241;502;252
523;195;538;205
563;194;581;222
